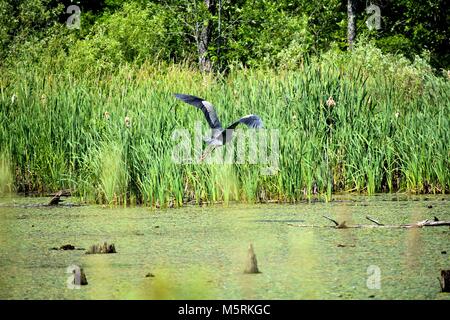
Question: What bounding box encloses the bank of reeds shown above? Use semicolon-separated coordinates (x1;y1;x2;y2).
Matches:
0;47;448;206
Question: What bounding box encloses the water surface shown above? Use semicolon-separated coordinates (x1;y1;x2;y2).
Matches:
0;195;449;299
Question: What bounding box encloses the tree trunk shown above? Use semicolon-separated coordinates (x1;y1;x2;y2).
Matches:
347;0;356;50
198;0;216;73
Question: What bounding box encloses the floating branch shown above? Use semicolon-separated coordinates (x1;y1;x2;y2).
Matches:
322;215;339;226
366;216;384;226
288;219;450;229
322;216;347;229
244;244;261;274
85;242;116;254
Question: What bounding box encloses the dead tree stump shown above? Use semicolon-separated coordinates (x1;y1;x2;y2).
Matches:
78;268;88;286
71;267;88;286
48;190;63;206
85;242;116;254
244;244;261;274
440;270;450;292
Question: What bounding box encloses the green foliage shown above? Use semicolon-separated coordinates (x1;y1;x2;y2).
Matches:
359;0;449;69
0;0;63;63
1;0;448;70
64;2;185;74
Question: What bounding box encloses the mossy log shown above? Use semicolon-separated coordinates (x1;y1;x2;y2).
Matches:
85;242;116;254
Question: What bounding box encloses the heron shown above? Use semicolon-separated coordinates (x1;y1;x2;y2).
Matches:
174;93;264;161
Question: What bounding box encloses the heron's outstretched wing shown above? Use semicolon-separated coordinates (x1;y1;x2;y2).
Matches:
227;114;264;130
174;94;223;132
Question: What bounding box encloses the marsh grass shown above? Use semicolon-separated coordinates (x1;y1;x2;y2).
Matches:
0;152;13;195
0;47;449;206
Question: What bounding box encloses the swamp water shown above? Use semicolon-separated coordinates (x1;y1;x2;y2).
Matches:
0;195;449;300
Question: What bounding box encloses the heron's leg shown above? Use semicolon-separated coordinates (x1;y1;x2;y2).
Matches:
199;144;216;162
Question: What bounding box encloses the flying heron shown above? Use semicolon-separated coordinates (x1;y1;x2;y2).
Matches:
174;93;264;161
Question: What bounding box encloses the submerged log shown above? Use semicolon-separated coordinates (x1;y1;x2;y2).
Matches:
322;216;348;229
408;220;450;228
50;244;85;251
49;189;71;197
440;270;450;292
288;218;450;229
322;215;339;226
244;244;261;274
85;242;116;254
366;216;384;226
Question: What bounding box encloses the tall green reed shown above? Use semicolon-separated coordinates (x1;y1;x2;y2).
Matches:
0;51;448;206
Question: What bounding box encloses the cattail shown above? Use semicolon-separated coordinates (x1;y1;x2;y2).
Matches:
124;116;131;127
326;96;336;108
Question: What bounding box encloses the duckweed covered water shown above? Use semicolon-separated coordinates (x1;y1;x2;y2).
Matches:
0;195;449;300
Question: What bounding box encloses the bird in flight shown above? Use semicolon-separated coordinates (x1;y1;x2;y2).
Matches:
174;93;264;161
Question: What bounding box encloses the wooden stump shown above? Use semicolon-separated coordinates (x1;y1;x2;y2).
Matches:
337;221;348;229
70;267;88;286
244;244;261;274
74;268;88;286
440;270;450;292
86;242;116;254
48;191;63;206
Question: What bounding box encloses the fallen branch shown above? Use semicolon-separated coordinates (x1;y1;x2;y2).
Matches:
288;218;450;229
322;215;339;226
323;216;348;229
366;216;384;226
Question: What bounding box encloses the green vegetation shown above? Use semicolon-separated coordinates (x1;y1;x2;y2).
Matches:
0;1;449;206
1;43;449;206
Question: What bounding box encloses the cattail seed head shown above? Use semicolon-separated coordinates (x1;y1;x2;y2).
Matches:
326;96;336;108
124;116;131;127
